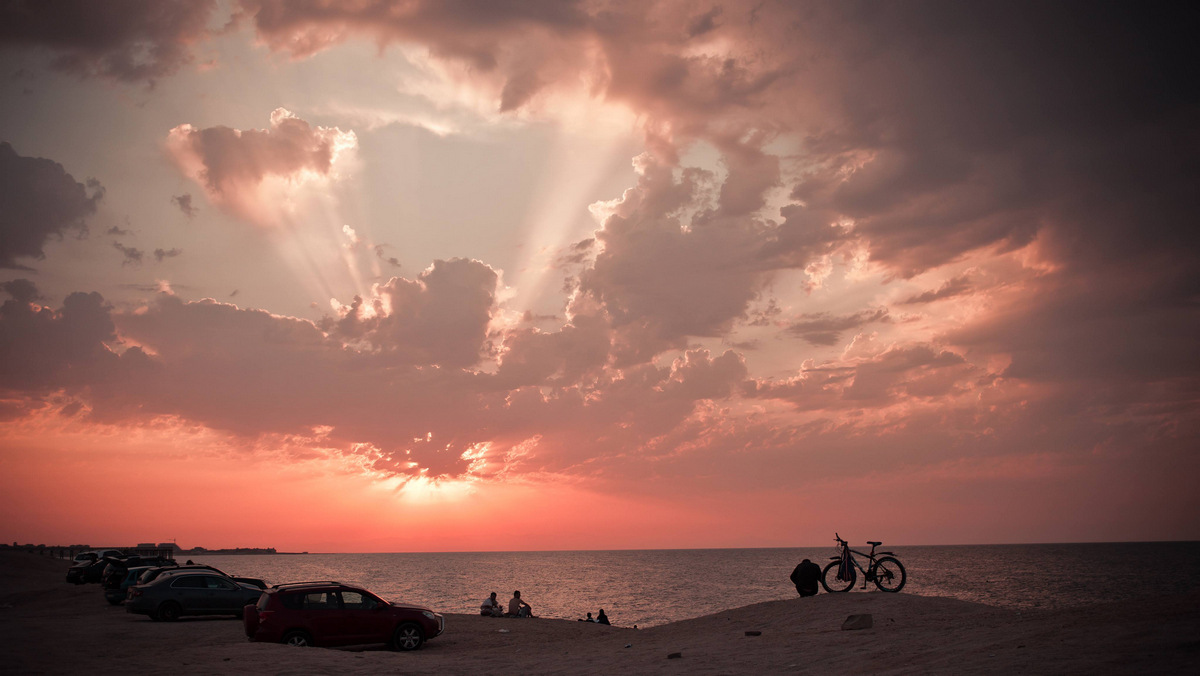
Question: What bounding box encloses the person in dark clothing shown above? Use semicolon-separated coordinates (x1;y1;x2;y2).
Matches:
790;558;822;597
596;609;610;625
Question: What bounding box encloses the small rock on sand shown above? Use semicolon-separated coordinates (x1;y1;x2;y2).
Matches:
667;652;682;659
842;614;873;631
745;631;762;636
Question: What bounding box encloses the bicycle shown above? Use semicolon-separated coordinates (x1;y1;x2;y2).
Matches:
820;533;907;593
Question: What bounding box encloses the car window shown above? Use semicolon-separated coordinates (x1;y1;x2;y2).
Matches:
341;591;378;610
206;576;238;590
302;592;340;610
279;593;303;610
170;575;207;588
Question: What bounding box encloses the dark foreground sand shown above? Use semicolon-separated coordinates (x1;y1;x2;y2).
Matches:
2;552;1197;675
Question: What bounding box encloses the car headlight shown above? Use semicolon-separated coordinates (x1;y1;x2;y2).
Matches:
422;611;436;619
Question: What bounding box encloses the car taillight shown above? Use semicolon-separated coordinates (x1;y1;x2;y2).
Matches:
258;611;273;623
129;588;142;597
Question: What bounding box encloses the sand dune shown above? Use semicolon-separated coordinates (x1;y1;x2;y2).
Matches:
2;552;1196;675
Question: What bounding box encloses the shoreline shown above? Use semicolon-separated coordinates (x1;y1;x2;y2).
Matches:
3;551;1196;675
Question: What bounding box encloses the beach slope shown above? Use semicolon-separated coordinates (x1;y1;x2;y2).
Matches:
1;552;1195;675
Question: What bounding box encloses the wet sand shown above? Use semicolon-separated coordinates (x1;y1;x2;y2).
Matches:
2;551;1196;675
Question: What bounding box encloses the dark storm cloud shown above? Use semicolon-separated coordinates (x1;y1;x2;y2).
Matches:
0;0;219;84
780;2;1200;280
0;0;1197;516
1;278;41;304
0;289;150;392
0;142;103;269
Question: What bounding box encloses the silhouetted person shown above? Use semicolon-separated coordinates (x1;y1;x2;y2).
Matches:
481;591;501;616
508;590;532;617
790;558;821;597
597;609;610;625
185;559;194;565
579;611;594;622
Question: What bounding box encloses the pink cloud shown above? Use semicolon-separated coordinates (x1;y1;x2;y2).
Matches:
324;258;499;368
165;108;356;227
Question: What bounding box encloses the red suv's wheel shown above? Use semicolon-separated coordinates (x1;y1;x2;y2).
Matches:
392;623;424;651
282;630;313;647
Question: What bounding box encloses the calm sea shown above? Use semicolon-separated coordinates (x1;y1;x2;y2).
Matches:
189;541;1200;628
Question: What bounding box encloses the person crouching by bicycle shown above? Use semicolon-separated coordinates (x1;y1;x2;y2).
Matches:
790;558;822;597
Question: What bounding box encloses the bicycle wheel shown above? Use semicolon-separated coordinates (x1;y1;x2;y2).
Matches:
821;560;855;592
872;556;906;592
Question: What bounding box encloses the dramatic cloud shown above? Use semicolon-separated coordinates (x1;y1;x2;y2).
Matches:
0;288;147;393
170;193;197;218
166;108;357;227
1;278;40;304
0;142;103;269
1;1;1199;547
0;0;218;84
325;258;499;368
579;156;773;361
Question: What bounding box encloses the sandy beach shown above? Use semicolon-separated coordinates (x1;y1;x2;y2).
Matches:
2;552;1196;675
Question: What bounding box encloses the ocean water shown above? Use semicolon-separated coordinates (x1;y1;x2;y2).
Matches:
189;541;1200;628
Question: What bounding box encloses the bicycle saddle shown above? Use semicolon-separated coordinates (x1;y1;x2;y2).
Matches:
867;541;882;546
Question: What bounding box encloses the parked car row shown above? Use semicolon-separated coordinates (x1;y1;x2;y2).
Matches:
67;551;445;651
67;553;173;585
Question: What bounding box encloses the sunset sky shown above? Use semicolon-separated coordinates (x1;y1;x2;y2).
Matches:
1;1;1197;552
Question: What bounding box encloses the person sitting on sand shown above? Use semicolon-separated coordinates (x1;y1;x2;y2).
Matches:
578;612;595;622
508;590;532;617
790;558;822;597
481;591;502;616
597;609;610;625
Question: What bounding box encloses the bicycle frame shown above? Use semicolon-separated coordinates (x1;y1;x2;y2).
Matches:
831;536;890;585
823;532;906;593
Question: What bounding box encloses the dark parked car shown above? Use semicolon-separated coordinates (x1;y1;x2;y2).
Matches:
66;563;88;584
138;564;266;589
68;555;127;585
125;571;263;621
243;582;444;650
104;566;155;605
102;555;172;587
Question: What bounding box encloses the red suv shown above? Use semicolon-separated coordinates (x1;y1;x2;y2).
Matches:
243;581;444;651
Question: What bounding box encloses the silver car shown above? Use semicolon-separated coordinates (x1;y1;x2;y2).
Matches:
125;571;262;622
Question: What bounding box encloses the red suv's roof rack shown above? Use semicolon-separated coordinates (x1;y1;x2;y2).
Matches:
271;581;342;589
